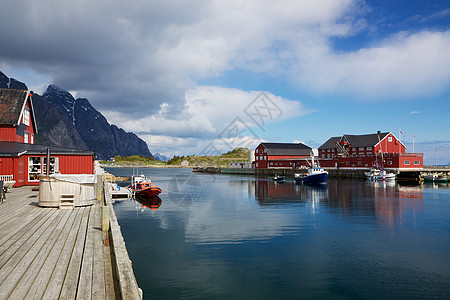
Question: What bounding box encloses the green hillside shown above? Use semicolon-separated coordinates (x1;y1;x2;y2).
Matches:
100;147;251;168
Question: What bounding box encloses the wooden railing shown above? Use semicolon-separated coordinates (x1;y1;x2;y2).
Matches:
0;175;13;182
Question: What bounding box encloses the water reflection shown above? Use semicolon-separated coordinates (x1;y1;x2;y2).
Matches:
134;195;162;210
255;179;425;226
255;179;328;207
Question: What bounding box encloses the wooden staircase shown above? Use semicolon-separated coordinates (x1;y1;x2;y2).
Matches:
59;194;75;209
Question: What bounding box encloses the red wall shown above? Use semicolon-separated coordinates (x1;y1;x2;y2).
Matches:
0;126;20;142
0;154;94;187
374;133;405;154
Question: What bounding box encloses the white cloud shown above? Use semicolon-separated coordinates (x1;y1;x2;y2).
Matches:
102;85;306;145
297;31;450;99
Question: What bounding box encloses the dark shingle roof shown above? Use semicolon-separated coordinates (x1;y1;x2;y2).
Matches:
260;142;312;156
0;141;94;157
318;137;341;149
345;132;389;147
0;89;29;125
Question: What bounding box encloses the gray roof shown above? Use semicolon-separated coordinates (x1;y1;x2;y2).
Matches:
260;142;312;156
0;141;94;157
344;132;389;147
319;132;391;149
318;136;341;149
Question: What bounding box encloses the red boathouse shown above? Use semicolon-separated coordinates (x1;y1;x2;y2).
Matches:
0;88;95;187
254;142;313;169
318;132;423;170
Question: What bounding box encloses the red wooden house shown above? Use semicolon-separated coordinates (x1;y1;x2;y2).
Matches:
0;89;37;144
318;131;423;170
255;142;312;169
0;88;95;187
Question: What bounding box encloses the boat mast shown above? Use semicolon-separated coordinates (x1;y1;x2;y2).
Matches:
377;131;384;168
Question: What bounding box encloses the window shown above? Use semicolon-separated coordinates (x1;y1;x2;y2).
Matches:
367;147;372;151
387;161;392;165
24;131;29;143
404;160;410;165
264;156;267;160
256;163;259;167
23;107;30;126
358;161;362;165
28;157;41;181
346;161;350;165
388;137;392;142
256;149;259;153
30;133;34;144
28;156;59;181
414;161;420;165
359;147;364;151
43;157;58;174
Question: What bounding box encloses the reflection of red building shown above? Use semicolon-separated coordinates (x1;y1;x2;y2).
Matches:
318;131;423;170
0;89;95;187
254;143;312;169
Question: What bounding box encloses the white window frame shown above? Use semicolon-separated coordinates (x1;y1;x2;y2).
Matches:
404;160;410;165
24;131;29;143
23;107;30;126
414;161;420;165
388;137;393;142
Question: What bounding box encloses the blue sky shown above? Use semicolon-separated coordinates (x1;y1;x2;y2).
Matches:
0;0;449;164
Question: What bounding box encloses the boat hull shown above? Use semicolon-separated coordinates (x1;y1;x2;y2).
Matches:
365;174;396;181
132;186;162;197
295;172;328;185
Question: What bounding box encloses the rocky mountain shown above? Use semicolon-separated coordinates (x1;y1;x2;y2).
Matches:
0;71;152;160
154;153;169;161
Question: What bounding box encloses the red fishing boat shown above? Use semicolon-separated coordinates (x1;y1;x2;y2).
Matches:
129;175;162;198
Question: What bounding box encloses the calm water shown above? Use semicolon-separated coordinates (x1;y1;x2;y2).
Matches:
106;168;450;299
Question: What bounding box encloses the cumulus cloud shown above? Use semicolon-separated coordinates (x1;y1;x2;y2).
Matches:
297;31;450;99
103;86;305;155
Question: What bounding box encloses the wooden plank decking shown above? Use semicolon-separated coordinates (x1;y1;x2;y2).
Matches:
0;186;119;300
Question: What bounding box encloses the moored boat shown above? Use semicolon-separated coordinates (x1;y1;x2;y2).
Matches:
422;174;437;182
365;168;396;181
129;174;162;197
295;157;328;185
272;175;285;182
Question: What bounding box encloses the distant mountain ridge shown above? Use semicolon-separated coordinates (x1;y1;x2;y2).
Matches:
0;71;152;160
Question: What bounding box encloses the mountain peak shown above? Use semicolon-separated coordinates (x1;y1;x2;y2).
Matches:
1;70;152;160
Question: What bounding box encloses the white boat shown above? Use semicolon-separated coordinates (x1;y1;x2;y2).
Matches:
365;168;396;181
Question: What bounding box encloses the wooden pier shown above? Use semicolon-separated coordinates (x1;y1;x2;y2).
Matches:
0;185;141;299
